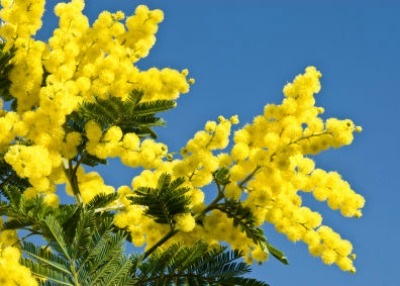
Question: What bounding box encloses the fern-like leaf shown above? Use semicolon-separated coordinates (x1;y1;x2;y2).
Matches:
216;200;265;245
63;90;176;167
129;173;191;226
21;242;71;275
65;90;175;140
213;167;231;186
44;215;71;260
215;200;288;265
0;157;30;200
135;242;270;286
86;192;119;211
0;42;15;103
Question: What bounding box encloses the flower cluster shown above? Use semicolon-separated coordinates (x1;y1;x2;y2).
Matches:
115;67;364;272
0;0;191;202
0;219;37;285
114;116;238;248
224;67;364;270
0;245;37;285
84;121;167;169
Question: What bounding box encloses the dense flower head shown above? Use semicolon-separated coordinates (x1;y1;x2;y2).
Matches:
0;218;37;284
0;244;38;285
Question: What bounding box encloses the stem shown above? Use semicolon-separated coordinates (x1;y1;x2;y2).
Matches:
143;229;179;259
71;261;81;286
292;131;331;145
14;231;38;247
73;151;88;173
194;187;225;221
93;203;124;213
68;159;82;204
238;166;260;188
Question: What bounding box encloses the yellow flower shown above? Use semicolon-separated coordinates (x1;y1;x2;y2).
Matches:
0;245;38;285
175;213;196;232
85;121;102;142
251;245;269;263
231;142;250;161
43;193;60;208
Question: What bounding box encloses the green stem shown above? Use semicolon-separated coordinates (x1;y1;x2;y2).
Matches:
238;166;260;188
73;151;88;174
93;203;124;213
143;229;179;259
292;130;331;144
71;261;81;286
194;187;225;222
14;231;36;247
68;159;82;204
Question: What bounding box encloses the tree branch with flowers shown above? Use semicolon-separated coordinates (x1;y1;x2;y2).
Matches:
0;0;364;285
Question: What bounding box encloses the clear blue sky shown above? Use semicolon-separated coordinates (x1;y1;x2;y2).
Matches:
38;1;399;285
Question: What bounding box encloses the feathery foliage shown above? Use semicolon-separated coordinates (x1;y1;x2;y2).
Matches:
212;167;231;186
20;197;132;285
216;200;266;245
65;90;175;139
0;41;14;103
0;154;31;197
62;90;176;167
17;193;270;286
134;242;270;286
129;173;191;226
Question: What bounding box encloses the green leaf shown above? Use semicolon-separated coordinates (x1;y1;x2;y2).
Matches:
0;155;30;201
264;241;289;265
22;258;74;286
133;100;176;116
63;89;176;167
65;89;176;141
213;167;231;186
86;192;119;211
44;215;72;261
135;241;270;286
0;42;16;104
76;217;130;285
216;200;266;245
22;242;71;276
129;173;191;226
0;193;54;234
79;152;107;167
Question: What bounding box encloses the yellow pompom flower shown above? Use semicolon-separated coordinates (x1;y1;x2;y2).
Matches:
190;189;205;206
103;126;123;143
122;133;140;150
321;249;337;265
175;213;196;232
0;245;38;286
4;145;52;179
205;120;217;133
251;245;269;263
225;183;242;200
43;193;60;208
217;153;233;168
85;120;103;142
231;142;250;161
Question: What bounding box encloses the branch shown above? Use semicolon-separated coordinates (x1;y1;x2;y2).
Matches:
143;229;179;259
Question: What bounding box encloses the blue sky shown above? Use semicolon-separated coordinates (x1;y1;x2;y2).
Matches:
38;1;400;285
